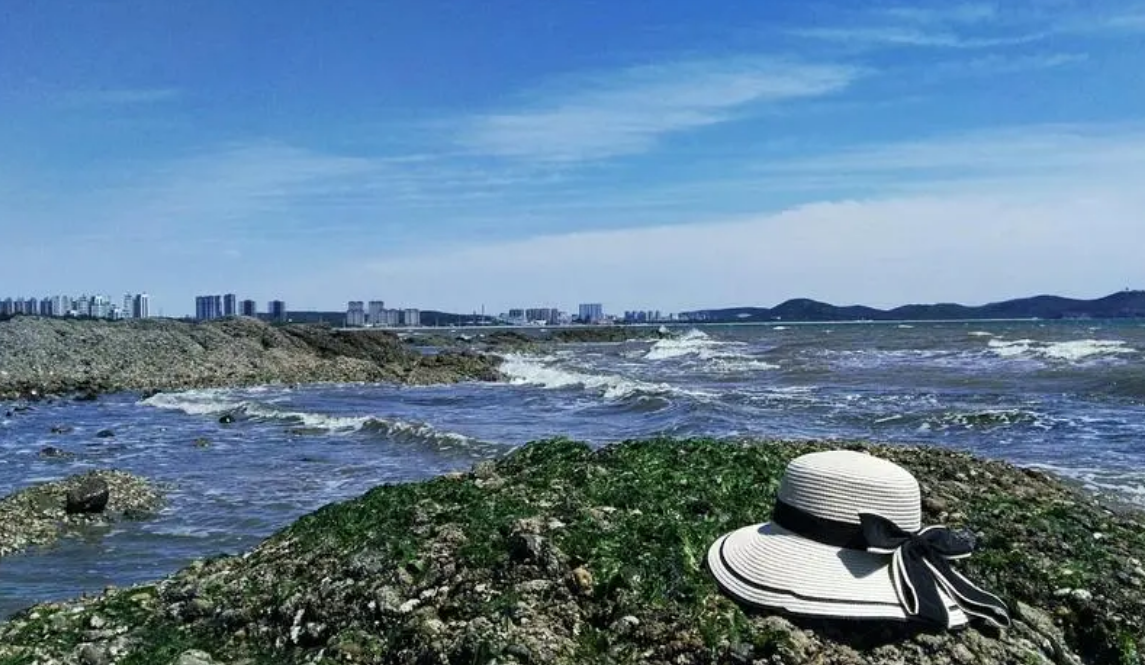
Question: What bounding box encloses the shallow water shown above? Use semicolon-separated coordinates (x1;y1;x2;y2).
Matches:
3;319;1144;616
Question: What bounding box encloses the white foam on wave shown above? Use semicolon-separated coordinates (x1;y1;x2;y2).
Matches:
967;331;994;337
1025;463;1145;507
140;390;473;444
642;328;775;372
645;329;734;361
987;338;1135;362
499;354;709;401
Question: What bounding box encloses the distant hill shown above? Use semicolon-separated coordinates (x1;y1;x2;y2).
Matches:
681;290;1145;322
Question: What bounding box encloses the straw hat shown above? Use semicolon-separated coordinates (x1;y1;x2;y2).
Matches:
706;450;1011;629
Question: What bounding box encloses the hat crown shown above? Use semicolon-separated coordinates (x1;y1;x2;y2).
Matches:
777;450;921;531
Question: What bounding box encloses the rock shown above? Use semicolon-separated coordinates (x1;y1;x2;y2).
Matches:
218;414;235;424
50;424;74;434
192;437;211;448
0;317;502;400
569;566;593;596
173;649;218;665
73;389;99;402
923;496;950;513
95;429;115;438
66;477;110;514
76;643;110;665
39;446;73;459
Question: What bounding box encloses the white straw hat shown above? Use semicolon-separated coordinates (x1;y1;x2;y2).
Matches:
706;450;1010;629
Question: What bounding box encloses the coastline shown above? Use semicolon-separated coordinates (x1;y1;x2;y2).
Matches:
1;437;1141;664
0;317;504;401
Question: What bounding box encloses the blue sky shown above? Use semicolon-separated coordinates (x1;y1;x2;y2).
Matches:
1;0;1143;315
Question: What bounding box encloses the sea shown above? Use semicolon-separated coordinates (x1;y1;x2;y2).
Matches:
2;319;1145;617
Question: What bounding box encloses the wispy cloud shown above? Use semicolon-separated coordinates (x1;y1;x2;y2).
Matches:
791;2;1047;49
876;4;1000;25
62;88;182;106
759;124;1145;181
931;52;1088;76
792;26;1044;49
459;57;864;163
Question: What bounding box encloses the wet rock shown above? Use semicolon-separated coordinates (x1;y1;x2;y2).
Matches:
73;389;99;402
66;477;110;514
218;414;235;424
40;446;73;459
51;424;74;434
192;437;211;448
95;429;115;438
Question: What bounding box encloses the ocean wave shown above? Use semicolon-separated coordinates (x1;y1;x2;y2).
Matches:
644;329;739;361
914;408;1058;432
139;390;474;446
987;338;1135;362
498;354;710;401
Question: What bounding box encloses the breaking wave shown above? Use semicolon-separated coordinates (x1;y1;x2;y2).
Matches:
642;329;776;371
498;354;711;401
987;338;1135;362
139;390;474;446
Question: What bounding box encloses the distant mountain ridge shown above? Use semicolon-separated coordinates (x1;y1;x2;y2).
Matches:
681;290;1145;322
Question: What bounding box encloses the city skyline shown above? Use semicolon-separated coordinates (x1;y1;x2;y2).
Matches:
1;3;1142;312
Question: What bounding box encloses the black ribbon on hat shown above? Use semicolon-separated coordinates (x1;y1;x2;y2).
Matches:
772;500;1011;629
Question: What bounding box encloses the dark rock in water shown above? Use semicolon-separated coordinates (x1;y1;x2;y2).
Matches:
73;389;99;402
65;477;110;514
50;425;74;434
12;405;31;413
39;446;73;459
218;414;235;424
95;429;115;438
192;437;211;448
4;410;11;418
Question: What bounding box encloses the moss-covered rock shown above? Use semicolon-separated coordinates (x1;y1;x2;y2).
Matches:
1;438;1142;664
0;470;164;559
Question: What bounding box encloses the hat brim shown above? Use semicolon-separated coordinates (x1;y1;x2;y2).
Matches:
707;522;968;627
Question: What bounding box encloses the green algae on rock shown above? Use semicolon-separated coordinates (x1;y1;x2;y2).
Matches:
1;438;1143;665
0;469;164;560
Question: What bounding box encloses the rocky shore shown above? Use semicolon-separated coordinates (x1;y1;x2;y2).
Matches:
1;437;1142;665
403;325;672;353
0;317;503;400
0;469;164;560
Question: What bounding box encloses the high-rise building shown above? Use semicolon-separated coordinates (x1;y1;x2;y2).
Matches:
346;301;366;327
195;295;223;320
89;295;111;319
223;293;237;317
240;299;257;317
367;301;385;326
52;295;70;316
401;309;421;327
578;303;604;323
122;294;134;319
526;307;560;325
133;293;150;319
40;297;53;317
268;300;287;322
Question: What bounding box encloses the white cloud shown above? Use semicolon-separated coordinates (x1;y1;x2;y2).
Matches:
276;123;1145;312
304;188;1142;313
460;58;863;163
755;124;1145;182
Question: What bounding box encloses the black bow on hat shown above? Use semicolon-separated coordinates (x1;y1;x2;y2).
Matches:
859;512;1011;629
